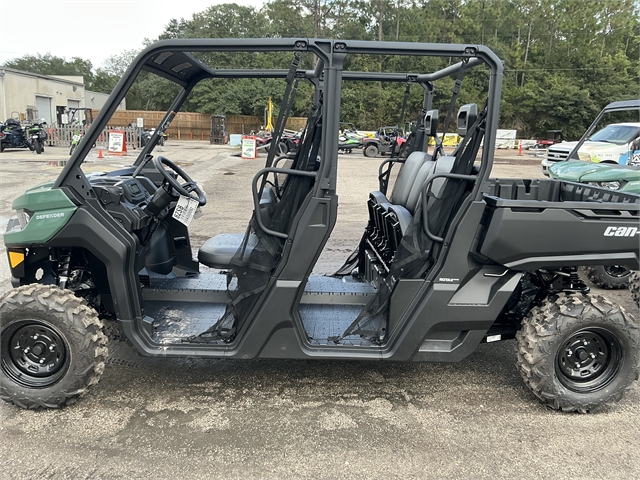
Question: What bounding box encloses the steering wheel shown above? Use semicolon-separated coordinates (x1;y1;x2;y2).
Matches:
154;156;207;206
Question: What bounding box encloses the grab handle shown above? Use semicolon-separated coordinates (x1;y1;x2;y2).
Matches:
421;172;477;242
252;167;317;239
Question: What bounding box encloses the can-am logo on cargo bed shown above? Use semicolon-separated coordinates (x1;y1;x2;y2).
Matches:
603;226;639;237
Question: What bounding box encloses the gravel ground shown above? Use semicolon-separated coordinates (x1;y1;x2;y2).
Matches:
0;143;638;479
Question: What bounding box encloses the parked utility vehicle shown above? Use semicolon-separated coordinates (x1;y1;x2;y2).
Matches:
547;102;640;290
549;160;640;292
542;100;640;175
362;126;406;157
2;39;639;413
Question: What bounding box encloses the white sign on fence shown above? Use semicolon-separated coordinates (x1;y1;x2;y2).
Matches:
108;130;127;155
241;136;257;159
496;129;517;149
137;117;144;128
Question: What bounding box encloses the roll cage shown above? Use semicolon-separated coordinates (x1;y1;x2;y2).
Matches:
54;38;503;196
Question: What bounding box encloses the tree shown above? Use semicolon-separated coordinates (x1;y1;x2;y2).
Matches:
3;53;94;87
12;0;633;134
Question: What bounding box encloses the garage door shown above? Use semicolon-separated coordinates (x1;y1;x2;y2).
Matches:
35;96;53;124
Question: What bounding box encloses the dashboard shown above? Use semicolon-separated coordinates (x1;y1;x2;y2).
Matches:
89;175;156;232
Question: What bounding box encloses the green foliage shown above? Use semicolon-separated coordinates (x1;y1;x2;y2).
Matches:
4;0;638;138
3;53;95;88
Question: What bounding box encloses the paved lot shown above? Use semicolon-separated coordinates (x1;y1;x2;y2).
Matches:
0;143;638;479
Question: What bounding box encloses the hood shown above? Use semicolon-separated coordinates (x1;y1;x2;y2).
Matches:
551;140;629;163
549;160;640;182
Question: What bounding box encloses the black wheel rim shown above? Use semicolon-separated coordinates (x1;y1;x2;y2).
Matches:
555;327;622;393
603;265;630;279
1;320;69;388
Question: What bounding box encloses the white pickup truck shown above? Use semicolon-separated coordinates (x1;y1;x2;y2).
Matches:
541;100;640;176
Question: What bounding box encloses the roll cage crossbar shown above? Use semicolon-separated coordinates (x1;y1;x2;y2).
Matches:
54;38;502;199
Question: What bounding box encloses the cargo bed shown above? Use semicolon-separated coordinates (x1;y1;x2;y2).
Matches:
479;178;640;270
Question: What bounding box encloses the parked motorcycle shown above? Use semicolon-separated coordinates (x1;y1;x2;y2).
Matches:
26;119;48;154
0;118;29;153
68;108;95;155
140;128;167;147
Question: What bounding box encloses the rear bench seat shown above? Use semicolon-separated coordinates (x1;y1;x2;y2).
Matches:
367;151;433;244
366;104;478;261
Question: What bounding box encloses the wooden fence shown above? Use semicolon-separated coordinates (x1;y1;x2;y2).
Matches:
75;110;308;141
46;125;141;149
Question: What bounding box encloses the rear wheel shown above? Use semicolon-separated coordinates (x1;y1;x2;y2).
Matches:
364;144;379;158
0;284;108;409
516;293;639;412
34;140;42;154
69;143;76;156
581;265;630;289
277;141;288;155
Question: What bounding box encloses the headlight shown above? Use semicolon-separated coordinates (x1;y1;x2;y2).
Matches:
578;152;592;162
17;210;31;229
599;181;622;190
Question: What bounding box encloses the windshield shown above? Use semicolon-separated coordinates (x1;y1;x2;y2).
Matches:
589;124;640;145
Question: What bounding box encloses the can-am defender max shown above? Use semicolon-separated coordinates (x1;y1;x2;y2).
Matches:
2;39;639;412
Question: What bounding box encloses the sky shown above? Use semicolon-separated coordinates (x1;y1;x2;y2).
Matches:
0;0;266;70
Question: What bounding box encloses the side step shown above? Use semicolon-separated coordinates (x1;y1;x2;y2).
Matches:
142;273;377;304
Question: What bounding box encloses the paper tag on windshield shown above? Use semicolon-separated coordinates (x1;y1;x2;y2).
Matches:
172;196;199;226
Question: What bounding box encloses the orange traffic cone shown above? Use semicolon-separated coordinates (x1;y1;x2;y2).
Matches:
98;149;104;159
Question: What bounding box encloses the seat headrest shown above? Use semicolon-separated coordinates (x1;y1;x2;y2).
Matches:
457;104;478;137
430;155;456;199
404;150;431;168
424;109;439;137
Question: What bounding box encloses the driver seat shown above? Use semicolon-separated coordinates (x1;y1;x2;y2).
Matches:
198;233;259;269
197;188;277;269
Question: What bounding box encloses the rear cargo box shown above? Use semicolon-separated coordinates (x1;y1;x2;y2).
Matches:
479;178;640;270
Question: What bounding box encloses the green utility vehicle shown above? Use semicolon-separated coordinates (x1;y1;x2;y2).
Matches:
542;99;640;175
547;100;640;290
2;39;639;412
549;161;640;288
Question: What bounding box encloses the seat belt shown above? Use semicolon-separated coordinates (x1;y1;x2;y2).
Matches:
264;51;302;170
397;81;411;129
391;82;412;157
438;59;468;153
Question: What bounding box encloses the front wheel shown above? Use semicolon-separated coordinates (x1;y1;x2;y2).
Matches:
0;284;108;409
69;143;76;156
516;292;639;412
364;144;379;158
581;265;630;289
